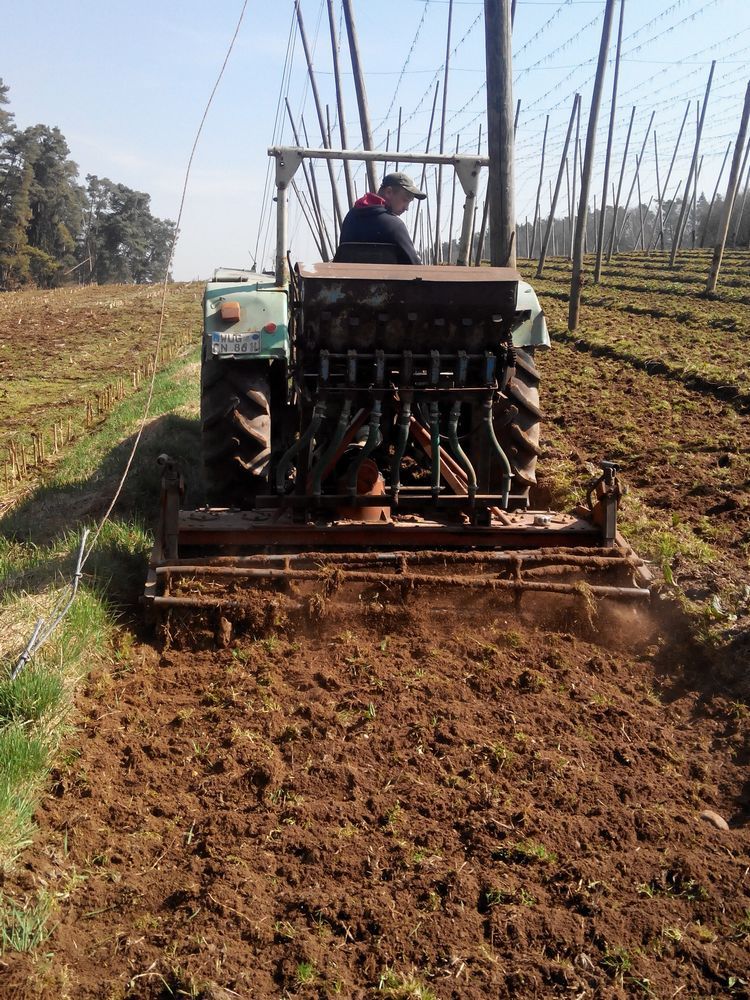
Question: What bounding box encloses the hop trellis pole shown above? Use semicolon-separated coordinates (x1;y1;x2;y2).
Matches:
594;0;626;284
706;79;750;295
568;0;617;332
670;61;715;266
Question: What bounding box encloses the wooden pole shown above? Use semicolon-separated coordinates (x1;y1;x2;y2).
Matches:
395;107;403;171
565;157;572;259
593;194;598;256
594;0;625;282
447;135;460;264
581;137;588;254
412;82;441;243
570;97;581;257
475;197;490;266
301;115;336;256
292;179;327;253
706;81;750;293
651;130;663;252
730;140;750;246
647;102;690;253
700;140;731;247
485;0;516;267
342;0;378;193
295;0;344;228
605;104;635;261
614;110;655;254
550;180;557;257
537;93;579;277
326;0;355;209
691;154;703;249
434;0;454;264
660;179;682;243
636;157;644;251
670;61;715;266
525;216;529;258
469;126;482;260
530;116;549;258
568;0;616;332
325;105;339;242
286;101;331;259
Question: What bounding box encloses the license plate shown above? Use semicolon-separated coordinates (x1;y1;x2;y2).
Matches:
211;331;261;356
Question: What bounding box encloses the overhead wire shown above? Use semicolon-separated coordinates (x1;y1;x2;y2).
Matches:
12;0;252;676
254;6;299;268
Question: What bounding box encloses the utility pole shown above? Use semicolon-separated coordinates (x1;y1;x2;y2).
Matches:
342;0;378;193
706;81;750;293
434;0;454;264
691;155;703;249
606;105;634;260
594;0;625;283
537;93;580;278
570;98;581;257
295;1;344;229
530;116;549;258
568;0;616;332
700;140;731;247
447;135;460;264
484;0;516;267
651;131;663;252
326;0;355;209
613;111;654;254
670;61;715;266
730;139;750;246
646;101;690;252
412;83;440;243
285;100;331;259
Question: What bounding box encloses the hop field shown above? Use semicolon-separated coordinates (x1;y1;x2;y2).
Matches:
0;257;749;999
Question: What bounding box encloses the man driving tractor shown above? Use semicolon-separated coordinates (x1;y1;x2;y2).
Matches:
336;171;426;264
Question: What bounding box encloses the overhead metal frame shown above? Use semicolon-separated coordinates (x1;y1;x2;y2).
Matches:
269;146;489;285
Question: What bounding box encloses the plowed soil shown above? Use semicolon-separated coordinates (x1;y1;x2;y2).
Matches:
3;256;750;998
3;600;749;999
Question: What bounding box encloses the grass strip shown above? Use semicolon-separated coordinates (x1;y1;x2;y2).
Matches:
546;327;750;412
0;348;201;897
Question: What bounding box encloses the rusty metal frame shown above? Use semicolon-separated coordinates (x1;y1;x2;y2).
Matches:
143;454;653;616
270;146;488;284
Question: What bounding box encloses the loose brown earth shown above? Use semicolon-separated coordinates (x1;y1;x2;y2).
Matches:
2;254;750;998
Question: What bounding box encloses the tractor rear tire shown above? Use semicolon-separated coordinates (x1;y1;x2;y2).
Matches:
200;354;271;507
498;346;542;499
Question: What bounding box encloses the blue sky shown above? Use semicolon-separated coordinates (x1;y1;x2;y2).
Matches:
2;0;748;278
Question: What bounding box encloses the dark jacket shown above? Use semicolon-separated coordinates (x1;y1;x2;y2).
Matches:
337;194;420;264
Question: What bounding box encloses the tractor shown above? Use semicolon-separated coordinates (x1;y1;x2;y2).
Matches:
144;148;650;620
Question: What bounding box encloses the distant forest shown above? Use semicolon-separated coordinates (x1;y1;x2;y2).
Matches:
0;79;175;290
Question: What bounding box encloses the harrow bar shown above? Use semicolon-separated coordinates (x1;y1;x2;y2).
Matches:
144;456;653;620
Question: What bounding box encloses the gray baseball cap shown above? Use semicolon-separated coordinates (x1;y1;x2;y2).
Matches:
381;171;427;200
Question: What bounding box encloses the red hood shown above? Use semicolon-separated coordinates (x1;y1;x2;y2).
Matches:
354;193;386;208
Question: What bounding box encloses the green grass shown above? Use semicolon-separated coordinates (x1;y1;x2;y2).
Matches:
493;839;557;865
0;891;53;954
0;344;201;952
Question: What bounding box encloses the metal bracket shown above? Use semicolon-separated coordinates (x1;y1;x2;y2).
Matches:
274;148;304;190
587;460;622;548
453;156;483;197
157;454;184;561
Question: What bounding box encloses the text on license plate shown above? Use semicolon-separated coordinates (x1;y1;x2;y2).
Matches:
211;331;261;355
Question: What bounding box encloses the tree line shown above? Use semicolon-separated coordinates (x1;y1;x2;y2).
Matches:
0;79;175;290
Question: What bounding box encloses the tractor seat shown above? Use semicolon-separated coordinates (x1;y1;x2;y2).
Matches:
333;242;401;265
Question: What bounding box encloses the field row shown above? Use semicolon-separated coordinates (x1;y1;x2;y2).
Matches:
0;283;203;503
524;252;750;403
